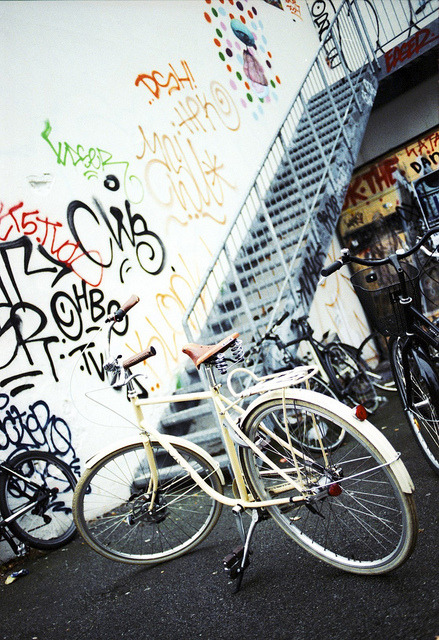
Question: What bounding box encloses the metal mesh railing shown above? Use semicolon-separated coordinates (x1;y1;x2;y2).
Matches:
182;0;437;347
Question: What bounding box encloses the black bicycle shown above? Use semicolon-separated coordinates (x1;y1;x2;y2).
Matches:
245;311;379;412
322;225;439;475
0;450;77;555
342;331;397;393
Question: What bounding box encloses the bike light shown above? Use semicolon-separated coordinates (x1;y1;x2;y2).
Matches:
328;483;342;497
355;405;368;421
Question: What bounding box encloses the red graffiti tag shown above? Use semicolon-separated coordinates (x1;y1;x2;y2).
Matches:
384;27;439;74
135;60;196;102
0;201;104;286
343;156;400;209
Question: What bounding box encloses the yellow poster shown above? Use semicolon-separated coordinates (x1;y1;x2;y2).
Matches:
339;127;439;243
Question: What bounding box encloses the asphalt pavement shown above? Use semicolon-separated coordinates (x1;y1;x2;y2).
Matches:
1;391;438;640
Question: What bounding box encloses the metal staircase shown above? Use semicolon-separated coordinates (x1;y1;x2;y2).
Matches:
159;0;438;447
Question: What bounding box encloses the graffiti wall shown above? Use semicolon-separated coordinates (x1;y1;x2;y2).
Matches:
338;126;439;318
1;0;323;476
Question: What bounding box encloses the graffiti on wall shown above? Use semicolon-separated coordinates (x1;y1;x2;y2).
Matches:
41;120;144;204
135;60;197;104
0;167;167;395
339;127;439;241
0;393;79;471
203;0;283;120
338;127;439;317
3;0;307;459
309;0;381;71
382;23;439;76
135;59;239;228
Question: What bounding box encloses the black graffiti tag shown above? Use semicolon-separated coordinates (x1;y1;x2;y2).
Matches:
67;175;166;277
0;393;80;473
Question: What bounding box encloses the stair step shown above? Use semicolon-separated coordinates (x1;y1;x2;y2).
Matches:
160;401;212;429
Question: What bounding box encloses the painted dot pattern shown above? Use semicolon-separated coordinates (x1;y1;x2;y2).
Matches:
203;0;281;120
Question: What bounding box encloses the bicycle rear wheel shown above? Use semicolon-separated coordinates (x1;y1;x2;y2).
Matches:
73;440;223;564
240;391;418;574
0;450;77;550
324;342;379;411
390;336;439;474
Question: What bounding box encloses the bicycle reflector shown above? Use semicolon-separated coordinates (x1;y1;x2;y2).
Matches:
354;405;368;421
328;483;342;497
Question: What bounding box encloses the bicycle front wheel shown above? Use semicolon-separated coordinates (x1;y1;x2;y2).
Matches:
390;337;439;474
240;391;417;574
324;342;379;411
73;440;223;564
0;450;77;550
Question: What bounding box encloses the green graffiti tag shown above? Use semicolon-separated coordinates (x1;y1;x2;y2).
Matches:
41;120;144;204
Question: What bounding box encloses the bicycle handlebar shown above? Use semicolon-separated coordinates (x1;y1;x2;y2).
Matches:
274;311;289;327
320;258;345;277
321;225;439;277
103;294;158;372
123;346;156;369
106;294;140;322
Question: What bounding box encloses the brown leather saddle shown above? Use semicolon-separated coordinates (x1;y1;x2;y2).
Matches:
182;332;240;369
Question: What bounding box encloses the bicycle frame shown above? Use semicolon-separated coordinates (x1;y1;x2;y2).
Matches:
390;277;439;413
285;327;332;378
382;249;439;347
124;366;321;511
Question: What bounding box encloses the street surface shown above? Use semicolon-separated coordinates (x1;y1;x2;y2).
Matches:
1;392;438;640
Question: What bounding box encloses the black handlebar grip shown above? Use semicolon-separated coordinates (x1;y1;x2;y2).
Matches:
123;346;156;369
107;295;140;322
321;260;343;278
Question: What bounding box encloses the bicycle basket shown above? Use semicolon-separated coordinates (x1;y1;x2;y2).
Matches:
350;261;421;337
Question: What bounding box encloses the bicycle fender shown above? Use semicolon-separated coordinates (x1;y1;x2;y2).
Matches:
239;388;415;494
84;434;226;485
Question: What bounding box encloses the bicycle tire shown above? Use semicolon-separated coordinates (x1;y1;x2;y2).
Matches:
240;390;418;575
324;342;380;411
73;440;223;565
390;336;439;475
0;450;77;550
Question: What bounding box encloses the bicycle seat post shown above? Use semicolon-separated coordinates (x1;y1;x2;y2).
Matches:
204;363;219;390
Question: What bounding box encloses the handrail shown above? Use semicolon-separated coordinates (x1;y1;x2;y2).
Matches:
182;0;437;346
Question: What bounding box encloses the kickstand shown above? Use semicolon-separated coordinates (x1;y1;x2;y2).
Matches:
223;507;261;593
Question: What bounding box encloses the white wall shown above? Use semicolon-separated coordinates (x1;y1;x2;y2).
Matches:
0;0;322;477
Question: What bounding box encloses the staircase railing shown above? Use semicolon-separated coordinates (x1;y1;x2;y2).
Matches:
182;0;437;346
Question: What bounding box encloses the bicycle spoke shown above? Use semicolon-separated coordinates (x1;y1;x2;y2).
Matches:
241;393;417;574
73;442;223;564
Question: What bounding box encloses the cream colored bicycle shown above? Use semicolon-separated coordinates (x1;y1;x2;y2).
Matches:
72;296;418;590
